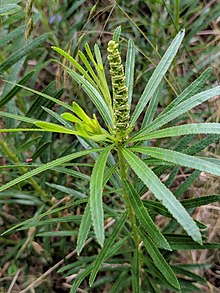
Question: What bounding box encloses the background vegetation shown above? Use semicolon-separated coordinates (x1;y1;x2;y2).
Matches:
0;0;220;292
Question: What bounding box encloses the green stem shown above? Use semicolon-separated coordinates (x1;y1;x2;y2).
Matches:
117;147;139;245
0;140;49;200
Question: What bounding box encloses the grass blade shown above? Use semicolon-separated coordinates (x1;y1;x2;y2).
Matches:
90;145;113;246
130;30;185;126
121;148;202;244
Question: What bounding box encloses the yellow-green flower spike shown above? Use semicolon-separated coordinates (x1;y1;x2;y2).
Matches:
107;40;130;141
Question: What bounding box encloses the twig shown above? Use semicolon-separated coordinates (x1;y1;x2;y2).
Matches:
7;269;21;293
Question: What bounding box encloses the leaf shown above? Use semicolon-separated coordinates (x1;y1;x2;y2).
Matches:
0;25;25;47
76;201;92;255
139;229;180;289
0;4;21;15
0;148;103;193
131;123;220;142
89;211;127;286
130;30;185;126
71;237;128;292
130;146;220;176
121;148;202;244
34;121;77;134
125;39;135;105
1;199;87;236
165;235;220;250
0;71;35;108
52;46;98;90
1;80;73;112
161;67;212;115
90;146;113;246
142;85;161;127
123;180;171;250
132;246;140;293
62;65;114;129
112;26;121;42
0;34;49;73
135;86;220;136
0;111;37;124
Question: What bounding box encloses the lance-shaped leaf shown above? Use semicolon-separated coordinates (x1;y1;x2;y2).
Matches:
121;148;202;244
34;121;77;134
125;39;135;105
130;146;220;176
139;229;180;290
130;29;185;126
123;180;171;250
66;67;114;129
0;148;103;193
52;46;98;90
134;86;220;137
160;67;212;115
76;201;91;255
89;211;127;286
90;145;113;246
130;123;220;142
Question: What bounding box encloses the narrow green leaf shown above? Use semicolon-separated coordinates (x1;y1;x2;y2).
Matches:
121;148;202;244
139;229;180;289
1;80;73;112
142;86;161;127
181;195;220;209
130;30;185;126
89;211;127;286
34;121;77;134
90;146;113;246
36;231;78;237
0;111;37;124
172;266;207;284
130;146;220;176
0;128;48;133
131;123;220;142
71;237;128;292
125;39;135;105
109;272;127;293
135;86;220;136
0;25;25;47
112;26;121;42
165;235;220;250
67;68;114;128
0;34;49;73
0;4;21;15
0;148;103;193
76;201;91;255
132;246;140;293
161;67;212;115
78;50;100;85
0;71;35;108
52;46;98;90
124;180;171;250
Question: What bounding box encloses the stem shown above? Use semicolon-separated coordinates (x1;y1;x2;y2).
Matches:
0;140;49;200
117;147;139;245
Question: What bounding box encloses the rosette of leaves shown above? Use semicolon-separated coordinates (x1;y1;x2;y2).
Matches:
1;27;220;292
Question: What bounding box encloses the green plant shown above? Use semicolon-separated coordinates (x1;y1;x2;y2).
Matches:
1;26;220;292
